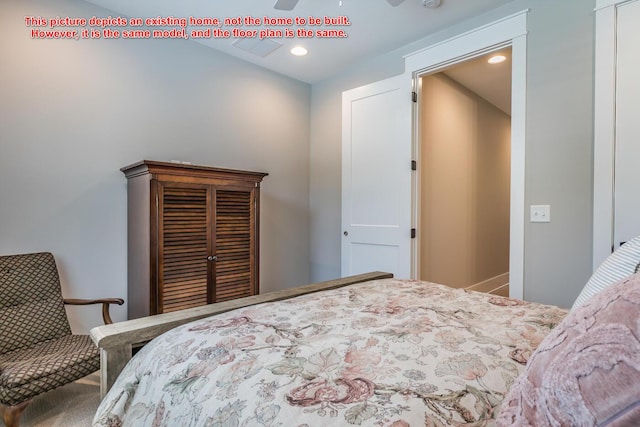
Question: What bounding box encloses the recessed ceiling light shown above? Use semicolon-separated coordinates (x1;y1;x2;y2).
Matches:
488;54;507;64
290;46;308;56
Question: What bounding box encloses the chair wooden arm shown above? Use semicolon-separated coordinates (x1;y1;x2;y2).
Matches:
64;298;125;325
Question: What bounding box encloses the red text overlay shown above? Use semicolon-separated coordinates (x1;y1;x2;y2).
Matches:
24;15;351;40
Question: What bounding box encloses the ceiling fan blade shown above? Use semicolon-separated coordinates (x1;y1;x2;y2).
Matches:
386;0;407;6
274;0;299;10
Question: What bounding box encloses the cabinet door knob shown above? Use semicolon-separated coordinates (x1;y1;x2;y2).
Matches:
207;255;218;261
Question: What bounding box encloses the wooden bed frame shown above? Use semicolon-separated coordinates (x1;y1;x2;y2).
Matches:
90;271;393;397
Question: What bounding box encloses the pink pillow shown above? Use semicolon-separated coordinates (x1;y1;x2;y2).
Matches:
497;273;640;426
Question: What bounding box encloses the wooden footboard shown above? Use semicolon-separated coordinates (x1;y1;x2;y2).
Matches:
90;271;393;397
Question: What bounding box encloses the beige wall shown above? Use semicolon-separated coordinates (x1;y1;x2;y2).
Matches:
419;74;510;288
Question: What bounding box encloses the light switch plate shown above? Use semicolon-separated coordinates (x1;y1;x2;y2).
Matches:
530;205;551;222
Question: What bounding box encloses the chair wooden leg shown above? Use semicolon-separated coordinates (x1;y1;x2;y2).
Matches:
0;400;31;427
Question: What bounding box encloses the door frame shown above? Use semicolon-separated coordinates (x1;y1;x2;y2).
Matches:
405;10;528;299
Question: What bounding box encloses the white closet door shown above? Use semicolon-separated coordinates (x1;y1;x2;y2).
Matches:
614;0;640;248
341;74;412;278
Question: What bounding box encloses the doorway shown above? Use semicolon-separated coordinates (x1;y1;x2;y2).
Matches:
417;48;512;296
341;10;527;298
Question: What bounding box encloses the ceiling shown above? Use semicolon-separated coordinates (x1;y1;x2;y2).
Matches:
83;0;516;84
442;47;512;115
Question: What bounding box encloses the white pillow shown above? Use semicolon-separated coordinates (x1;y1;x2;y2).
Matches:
571;235;640;310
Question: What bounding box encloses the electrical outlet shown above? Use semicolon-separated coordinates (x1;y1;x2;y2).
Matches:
530;205;551;223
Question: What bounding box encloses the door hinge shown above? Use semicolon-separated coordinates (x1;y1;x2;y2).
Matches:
411;228;416;239
411;160;417;171
412;91;417;103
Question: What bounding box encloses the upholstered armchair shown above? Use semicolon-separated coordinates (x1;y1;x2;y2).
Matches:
0;252;124;427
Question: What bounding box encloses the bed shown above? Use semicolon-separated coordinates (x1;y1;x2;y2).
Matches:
90;272;569;426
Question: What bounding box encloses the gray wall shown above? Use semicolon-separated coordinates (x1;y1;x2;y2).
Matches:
309;0;594;308
0;0;596;335
0;0;311;333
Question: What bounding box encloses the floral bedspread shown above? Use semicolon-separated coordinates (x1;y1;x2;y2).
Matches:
93;278;567;426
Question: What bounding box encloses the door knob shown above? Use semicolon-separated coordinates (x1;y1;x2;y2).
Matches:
207;255;218;261
343;231;349;236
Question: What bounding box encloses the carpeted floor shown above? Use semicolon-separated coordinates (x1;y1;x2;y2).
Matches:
7;373;100;427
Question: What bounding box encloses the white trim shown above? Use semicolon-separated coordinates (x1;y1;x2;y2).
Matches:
405;10;528;72
410;78;420;280
593;0;640;268
466;272;510;293
405;11;528;300
492;283;510;295
593;4;617;269
595;0;637;11
509;33;527;300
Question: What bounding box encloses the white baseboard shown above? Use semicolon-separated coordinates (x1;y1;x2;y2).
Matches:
466;272;510;293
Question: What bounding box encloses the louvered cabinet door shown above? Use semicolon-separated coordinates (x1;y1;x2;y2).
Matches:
214;188;256;302
122;160;266;319
157;183;212;313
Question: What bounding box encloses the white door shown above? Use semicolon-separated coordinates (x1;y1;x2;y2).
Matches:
594;0;640;266
614;0;640;248
341;74;413;278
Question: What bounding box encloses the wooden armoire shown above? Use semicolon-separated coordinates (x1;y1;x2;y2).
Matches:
121;160;268;319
